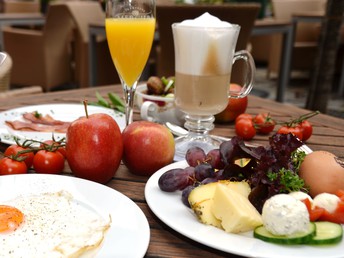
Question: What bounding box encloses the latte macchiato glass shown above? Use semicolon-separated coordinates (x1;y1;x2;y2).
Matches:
172;13;255;160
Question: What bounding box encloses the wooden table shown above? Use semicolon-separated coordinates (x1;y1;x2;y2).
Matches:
0;85;343;257
88;18;294;102
0;12;45;49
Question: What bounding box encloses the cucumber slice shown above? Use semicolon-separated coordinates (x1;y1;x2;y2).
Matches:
308;221;343;245
254;223;316;245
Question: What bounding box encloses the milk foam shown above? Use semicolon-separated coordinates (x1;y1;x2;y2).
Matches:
173;13;239;75
179;12;232;28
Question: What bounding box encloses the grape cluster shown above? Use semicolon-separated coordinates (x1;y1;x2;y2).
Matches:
158;146;226;207
158;134;306;213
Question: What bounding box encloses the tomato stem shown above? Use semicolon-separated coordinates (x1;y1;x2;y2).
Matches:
276;110;320;127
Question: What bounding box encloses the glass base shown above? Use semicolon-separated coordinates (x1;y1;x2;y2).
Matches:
173;133;224;161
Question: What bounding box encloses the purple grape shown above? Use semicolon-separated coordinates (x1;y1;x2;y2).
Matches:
185;146;206;167
181;185;195;208
214;169;225;180
194;163;215;181
201;177;218;184
158;168;190;192
206;149;225;169
184;166;196;185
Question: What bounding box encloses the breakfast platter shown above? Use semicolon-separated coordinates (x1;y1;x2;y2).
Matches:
0;173;150;257
0;104;126;145
145;160;344;258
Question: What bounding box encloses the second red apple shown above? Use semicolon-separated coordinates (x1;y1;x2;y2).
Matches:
122;121;175;176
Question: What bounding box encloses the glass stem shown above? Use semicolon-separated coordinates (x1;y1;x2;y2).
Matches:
122;81;137;126
184;114;215;135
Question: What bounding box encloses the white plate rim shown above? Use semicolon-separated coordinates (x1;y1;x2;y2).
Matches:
145;160;344;258
0;103;125;145
0;173;150;257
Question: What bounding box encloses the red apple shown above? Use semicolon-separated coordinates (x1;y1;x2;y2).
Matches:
66;113;123;184
215;83;248;123
122;121;175;176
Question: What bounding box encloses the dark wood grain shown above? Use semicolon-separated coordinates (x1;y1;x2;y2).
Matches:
0;84;343;258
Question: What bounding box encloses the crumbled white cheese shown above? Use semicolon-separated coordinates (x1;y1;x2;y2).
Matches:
262;194;310;236
313;193;340;213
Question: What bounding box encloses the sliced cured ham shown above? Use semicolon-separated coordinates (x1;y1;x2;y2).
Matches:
22;112;66;126
5;120;71;133
5;111;71;133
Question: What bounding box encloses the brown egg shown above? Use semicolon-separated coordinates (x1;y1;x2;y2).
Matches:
299;151;344;197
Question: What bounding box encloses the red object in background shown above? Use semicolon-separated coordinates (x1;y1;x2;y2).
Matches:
215;84;248;123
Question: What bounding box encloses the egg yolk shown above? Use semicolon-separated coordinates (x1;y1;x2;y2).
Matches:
0;205;24;233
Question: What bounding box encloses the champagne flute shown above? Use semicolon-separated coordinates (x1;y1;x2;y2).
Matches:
105;0;156;125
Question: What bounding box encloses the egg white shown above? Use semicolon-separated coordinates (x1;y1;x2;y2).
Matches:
0;191;110;258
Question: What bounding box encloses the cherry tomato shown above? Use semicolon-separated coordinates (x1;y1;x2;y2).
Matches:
298;120;313;141
301;198;324;222
0;157;27;175
235;113;253;123
235;118;256;140
277;126;303;140
318;200;344;224
335;189;344;201
4;145;35;168
33;150;65;174
40;140;66;158
253;113;276;134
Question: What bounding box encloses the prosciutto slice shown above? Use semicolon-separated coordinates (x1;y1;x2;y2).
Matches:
5;112;71;133
22;112;67;126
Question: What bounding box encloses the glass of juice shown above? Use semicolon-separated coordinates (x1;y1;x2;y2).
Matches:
172;13;255;160
105;0;156;125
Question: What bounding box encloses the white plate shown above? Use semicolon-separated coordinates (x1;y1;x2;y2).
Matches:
145;160;344;258
0;174;150;257
0;104;126;145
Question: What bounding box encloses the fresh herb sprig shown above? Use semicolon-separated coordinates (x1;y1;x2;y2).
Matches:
90;91;125;113
267;167;307;193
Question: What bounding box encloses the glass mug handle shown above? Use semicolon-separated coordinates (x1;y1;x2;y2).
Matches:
140;101;159;122
229;50;255;98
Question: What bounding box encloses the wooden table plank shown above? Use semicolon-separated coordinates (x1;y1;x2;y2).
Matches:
0;84;343;257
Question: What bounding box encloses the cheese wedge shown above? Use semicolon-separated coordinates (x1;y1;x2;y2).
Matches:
188;181;251;229
212;183;263;233
188;182;222;228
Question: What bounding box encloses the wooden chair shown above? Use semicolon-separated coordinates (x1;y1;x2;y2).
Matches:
268;0;327;78
2;3;75;91
0;52;43;97
0;86;43;98
0;52;12;92
155;3;260;85
63;1;119;88
3;0;40;13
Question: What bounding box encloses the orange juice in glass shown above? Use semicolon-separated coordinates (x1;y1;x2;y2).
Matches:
105;0;156;125
105;18;155;87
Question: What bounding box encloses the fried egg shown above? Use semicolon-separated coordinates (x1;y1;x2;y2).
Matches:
0;191;111;258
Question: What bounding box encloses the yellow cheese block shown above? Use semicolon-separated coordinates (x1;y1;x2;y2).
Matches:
188;181;251;229
188;182;222;228
212;183;263;233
